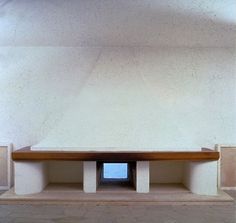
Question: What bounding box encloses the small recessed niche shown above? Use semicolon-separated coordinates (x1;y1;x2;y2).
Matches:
97;162;136;191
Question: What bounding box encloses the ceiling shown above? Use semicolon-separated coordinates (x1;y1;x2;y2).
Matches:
0;0;236;47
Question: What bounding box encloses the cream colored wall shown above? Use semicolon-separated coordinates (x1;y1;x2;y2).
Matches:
1;0;235;47
0;47;101;149
32;47;236;151
0;47;236;151
0;0;236;182
1;0;235;150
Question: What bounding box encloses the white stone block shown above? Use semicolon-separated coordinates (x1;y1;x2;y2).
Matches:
83;161;97;193
184;161;218;196
136;161;149;193
14;161;48;195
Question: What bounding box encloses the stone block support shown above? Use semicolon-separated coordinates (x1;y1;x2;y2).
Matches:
14;161;48;195
136;161;149;193
83;161;97;193
184;161;218;195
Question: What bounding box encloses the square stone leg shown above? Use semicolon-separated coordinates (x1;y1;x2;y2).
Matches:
14;161;48;195
136;161;149;193
83;161;97;193
184;161;218;195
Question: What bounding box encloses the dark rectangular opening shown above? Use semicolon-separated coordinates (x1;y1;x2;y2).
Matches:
97;162;136;190
103;163;128;180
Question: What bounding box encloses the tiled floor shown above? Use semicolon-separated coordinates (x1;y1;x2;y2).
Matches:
0;190;235;223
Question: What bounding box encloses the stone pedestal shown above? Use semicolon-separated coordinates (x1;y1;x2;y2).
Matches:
184;161;218;195
136;161;149;193
83;161;97;193
14;161;48;195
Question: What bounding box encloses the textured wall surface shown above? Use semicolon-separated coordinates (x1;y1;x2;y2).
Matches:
0;0;236;152
32;47;236;151
0;47;101;149
0;0;236;47
0;0;235;182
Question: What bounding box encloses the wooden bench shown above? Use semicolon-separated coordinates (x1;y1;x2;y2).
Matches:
12;147;219;195
12;147;219;161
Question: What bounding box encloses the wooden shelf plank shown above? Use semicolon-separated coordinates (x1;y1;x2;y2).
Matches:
12;147;219;161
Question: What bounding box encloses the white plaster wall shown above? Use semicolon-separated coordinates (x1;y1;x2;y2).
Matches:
32;47;236;151
0;0;236;181
0;1;235;151
0;47;101;149
0;47;235;152
0;0;236;47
